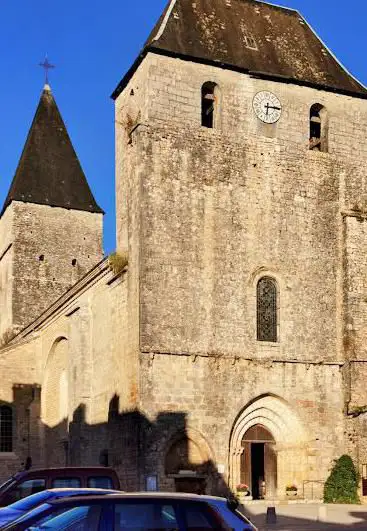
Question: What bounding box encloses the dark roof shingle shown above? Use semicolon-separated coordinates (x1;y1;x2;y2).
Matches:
112;0;367;99
2;86;103;216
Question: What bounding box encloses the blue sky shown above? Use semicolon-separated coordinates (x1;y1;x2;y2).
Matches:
0;0;366;254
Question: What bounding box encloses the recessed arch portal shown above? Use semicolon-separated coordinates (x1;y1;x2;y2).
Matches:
229;395;307;498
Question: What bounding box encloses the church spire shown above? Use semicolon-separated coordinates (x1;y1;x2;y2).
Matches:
1;86;103;216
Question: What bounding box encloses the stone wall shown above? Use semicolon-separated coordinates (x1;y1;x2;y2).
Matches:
139;353;344;496
0;206;14;343
0;261;139;489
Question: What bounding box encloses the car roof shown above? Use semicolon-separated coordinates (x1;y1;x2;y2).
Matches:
49;492;228;506
45;488;120;493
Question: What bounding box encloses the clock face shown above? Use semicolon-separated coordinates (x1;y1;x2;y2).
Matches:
253;91;282;124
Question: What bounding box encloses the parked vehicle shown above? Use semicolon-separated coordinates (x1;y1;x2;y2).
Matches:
0;467;120;507
0;488;120;527
1;492;257;530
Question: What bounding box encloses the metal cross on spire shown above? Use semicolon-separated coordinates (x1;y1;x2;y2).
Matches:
39;56;55;85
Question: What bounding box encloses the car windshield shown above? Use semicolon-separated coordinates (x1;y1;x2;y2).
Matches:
8;502;52;525
7;490;53;511
27;506;92;530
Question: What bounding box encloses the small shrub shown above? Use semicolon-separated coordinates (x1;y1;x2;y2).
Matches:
324;455;360;504
108;252;128;275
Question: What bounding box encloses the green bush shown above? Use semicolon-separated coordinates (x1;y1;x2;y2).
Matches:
323;455;360;504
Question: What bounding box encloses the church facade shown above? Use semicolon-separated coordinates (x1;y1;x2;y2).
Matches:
1;0;367;500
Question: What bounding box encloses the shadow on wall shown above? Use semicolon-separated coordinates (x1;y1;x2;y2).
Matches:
4;389;231;497
2;388;367;529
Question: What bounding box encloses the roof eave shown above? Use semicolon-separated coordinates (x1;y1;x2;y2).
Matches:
0;198;104;220
111;46;367;102
111;51;148;100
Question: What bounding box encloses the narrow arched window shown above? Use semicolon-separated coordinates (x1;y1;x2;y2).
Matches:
257;277;277;342
309;103;328;152
201;82;219;128
0;405;13;452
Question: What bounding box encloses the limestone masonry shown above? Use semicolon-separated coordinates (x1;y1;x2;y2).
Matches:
1;0;367;500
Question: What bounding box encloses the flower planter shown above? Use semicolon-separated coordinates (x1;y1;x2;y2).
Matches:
286;491;298;497
237;492;252;503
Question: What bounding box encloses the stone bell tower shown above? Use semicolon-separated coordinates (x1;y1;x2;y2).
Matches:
0;84;103;344
111;0;367;496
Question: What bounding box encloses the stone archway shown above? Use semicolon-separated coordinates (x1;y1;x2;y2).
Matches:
164;429;213;494
229;395;307;499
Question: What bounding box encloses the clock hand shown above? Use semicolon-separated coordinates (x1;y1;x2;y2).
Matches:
267;105;281;111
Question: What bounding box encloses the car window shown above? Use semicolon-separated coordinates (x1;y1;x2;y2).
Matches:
7;479;46;503
7;490;52;511
52;478;81;488
87;476;113;489
23;504;101;531
207;501;253;531
184;503;213;529
114;502;179;530
182;502;230;531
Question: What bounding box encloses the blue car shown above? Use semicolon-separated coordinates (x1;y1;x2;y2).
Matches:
0;492;257;530
0;488;119;527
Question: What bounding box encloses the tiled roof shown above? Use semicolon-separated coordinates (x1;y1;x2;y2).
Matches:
112;0;367;99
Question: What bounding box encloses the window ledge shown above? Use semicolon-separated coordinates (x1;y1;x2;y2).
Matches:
256;341;280;347
0;452;18;459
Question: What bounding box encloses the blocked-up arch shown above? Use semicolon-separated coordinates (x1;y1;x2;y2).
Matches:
42;337;69;427
229;395;307;493
42;337;69;466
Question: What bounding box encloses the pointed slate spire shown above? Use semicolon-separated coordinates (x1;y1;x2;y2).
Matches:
2;85;103;216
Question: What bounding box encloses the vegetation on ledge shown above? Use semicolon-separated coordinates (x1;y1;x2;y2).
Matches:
108;252;128;276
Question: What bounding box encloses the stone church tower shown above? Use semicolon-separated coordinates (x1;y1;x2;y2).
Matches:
0;84;103;343
2;0;367;502
111;0;367;497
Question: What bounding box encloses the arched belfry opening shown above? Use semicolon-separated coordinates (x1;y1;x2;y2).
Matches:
309;103;328;152
241;425;276;499
201;82;219;129
229;395;308;499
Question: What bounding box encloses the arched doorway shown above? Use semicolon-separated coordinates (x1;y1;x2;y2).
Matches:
241;425;276;499
229;395;308;499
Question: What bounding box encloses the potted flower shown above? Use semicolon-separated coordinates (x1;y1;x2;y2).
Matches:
286;484;298;497
236;483;252;502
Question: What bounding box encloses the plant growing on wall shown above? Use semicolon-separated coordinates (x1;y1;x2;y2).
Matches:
108;252;128;276
0;328;16;348
324;455;360;504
